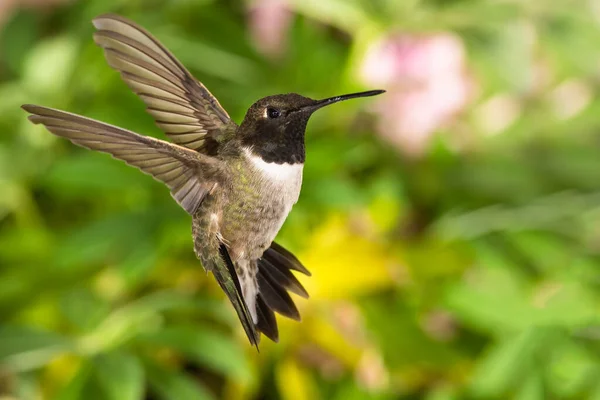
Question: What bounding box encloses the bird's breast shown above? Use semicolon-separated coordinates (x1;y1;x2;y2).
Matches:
219;149;303;260
246;149;304;201
245;149;304;226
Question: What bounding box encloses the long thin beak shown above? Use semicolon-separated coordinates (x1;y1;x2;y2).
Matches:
301;89;386;113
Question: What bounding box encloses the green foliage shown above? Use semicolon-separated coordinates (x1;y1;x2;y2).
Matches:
1;0;600;399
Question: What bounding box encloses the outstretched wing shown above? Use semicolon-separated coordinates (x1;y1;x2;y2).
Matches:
22;104;222;215
92;14;237;152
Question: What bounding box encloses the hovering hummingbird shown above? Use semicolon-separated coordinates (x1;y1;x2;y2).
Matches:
22;14;384;346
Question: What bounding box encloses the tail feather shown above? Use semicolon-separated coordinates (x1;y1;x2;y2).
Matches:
257;269;301;321
216;244;260;347
255;296;278;342
259;257;309;298
264;243;311;276
255;242;310;341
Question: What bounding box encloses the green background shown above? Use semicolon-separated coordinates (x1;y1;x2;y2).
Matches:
1;0;600;399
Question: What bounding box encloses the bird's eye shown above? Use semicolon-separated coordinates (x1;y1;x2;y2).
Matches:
266;108;281;119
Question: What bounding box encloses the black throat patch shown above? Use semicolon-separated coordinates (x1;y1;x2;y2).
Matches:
240;118;307;164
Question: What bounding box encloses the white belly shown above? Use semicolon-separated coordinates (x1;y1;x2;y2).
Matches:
245;147;303;210
240;148;304;322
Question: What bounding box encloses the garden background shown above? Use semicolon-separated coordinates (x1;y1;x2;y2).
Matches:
1;0;600;399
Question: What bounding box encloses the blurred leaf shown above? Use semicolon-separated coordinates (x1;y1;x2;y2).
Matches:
488;21;535;93
94;351;144;400
117;244;158;289
54;361;93;400
469;329;546;397
79;292;201;354
138;324;251;382
23;35;78;95
60;287;110;332
305;176;365;209
362;296;461;369
4;1;600;399
591;381;600;400
145;359;215;400
54;211;155;269
332;382;391;400
11;370;40;400
0;10;39;76
159;33;259;84
514;371;544;400
546;340;598;398
289;0;370;32
0;326;71;371
42;153;152;194
425;385;459;400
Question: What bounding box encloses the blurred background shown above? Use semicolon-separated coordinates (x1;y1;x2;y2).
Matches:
1;0;600;399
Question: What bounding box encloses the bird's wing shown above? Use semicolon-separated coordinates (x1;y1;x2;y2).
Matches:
92;14;237;152
22;104;222;215
217;243;260;347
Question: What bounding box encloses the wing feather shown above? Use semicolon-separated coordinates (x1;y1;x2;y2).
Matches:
92;14;236;152
22;104;221;215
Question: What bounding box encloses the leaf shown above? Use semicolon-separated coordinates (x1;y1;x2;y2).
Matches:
94;351;145;400
23;35;78;94
444;253;530;333
42;153;154;195
60;287;110;332
157;33;258;84
546;340;598;397
305;176;365;209
138;324;251;382
361;297;461;370
54;211;154;269
0;10;39;76
0;326;71;371
590;381;600;400
118;244;158;289
287;0;369;33
514;371;544;400
78;292;200;354
531;282;599;328
425;385;459;400
331;378;392;400
145;359;215;400
469;329;547;397
11;370;40;400
54;361;93;400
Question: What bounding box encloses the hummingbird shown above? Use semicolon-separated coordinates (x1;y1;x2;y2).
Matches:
22;14;384;346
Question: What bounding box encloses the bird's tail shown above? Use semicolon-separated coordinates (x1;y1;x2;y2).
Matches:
255;242;311;342
213;244;260;347
207;240;310;346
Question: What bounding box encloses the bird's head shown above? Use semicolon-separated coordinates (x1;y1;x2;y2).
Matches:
239;90;385;164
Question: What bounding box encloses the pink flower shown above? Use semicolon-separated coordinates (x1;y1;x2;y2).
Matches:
247;0;293;59
360;33;472;157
